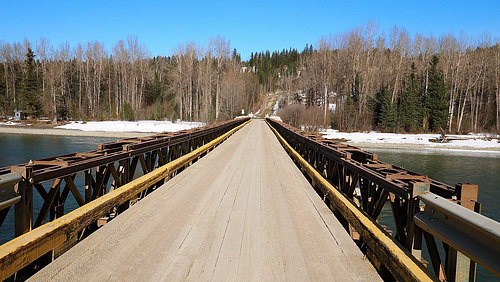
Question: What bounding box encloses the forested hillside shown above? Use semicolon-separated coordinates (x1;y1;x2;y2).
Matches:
1;22;499;133
249;23;500;134
0;36;257;123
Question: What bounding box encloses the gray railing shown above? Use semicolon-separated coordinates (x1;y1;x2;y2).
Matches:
0;172;22;211
415;192;500;278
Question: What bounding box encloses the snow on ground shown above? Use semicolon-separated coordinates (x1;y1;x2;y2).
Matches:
0;121;18;126
268;116;283;122
321;129;500;150
0;121;33;126
56;120;205;133
272;97;280;112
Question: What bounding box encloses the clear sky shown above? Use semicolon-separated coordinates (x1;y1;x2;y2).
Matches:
1;0;499;60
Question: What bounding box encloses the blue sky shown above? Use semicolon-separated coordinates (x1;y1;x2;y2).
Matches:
1;0;499;60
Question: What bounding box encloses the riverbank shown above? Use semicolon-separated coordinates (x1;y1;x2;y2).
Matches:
0;119;205;139
348;142;500;153
321;129;500;152
0;125;152;138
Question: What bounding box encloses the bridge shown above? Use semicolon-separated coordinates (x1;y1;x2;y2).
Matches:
0;118;499;281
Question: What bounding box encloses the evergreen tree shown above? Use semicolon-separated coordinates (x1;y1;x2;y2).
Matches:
231;48;241;64
400;63;420;132
428;55;448;131
352;72;361;102
120;102;135;121
248;52;254;66
375;86;398;131
302;44;310;55
20;48;40;117
145;72;162;104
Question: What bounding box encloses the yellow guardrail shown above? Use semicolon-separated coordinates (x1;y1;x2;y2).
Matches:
266;120;435;282
0;119;251;280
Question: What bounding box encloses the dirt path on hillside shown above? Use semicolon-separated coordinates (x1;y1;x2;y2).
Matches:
255;91;283;118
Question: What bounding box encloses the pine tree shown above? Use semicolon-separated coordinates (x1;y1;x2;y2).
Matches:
400;64;420;132
428;55;448;131
231;48;241;64
375;86;398;131
20;48;40;117
145;72;162;104
302;44;309;55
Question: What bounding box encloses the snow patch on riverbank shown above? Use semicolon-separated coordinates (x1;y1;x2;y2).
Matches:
56;120;205;133
0;121;18;126
321;129;500;150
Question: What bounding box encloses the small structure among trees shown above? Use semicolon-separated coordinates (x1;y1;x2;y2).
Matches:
14;109;26;120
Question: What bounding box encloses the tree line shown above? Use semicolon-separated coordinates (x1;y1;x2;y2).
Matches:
1;22;500;133
248;22;500;134
0;36;257;123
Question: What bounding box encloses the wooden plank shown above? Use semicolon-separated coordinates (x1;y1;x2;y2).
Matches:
33;160;69;167
386;174;428;181
365;163;393;169
75;152;103;158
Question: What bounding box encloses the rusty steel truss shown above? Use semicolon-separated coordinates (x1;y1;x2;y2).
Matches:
266;118;485;281
0;118;249;242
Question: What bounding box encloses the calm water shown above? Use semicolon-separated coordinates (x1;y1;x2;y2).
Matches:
0;134;116;167
370;148;500;281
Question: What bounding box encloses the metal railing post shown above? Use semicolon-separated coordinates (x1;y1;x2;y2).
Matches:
12;165;33;237
446;183;480;281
